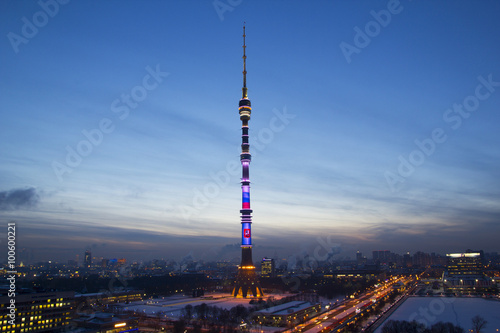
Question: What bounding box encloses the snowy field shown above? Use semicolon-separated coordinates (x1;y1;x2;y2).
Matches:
374;297;500;333
118;293;288;319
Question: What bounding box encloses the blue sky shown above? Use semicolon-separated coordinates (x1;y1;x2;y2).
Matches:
1;0;499;264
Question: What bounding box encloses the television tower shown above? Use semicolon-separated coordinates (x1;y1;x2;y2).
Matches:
232;25;263;298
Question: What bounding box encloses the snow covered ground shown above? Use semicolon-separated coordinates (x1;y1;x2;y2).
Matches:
374;297;500;333
118;293;288;319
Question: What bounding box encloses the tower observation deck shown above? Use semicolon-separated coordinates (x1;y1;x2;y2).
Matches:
232;25;263;298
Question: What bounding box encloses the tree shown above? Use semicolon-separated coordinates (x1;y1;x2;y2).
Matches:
471;315;487;333
382;320;465;333
428;321;464;333
183;304;193;322
382;320;426;333
210;305;220;321
229;304;248;323
195;303;208;319
173;319;186;333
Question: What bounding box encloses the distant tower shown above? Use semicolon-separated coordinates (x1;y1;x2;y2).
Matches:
84;250;91;268
356;251;363;266
232;25;263;298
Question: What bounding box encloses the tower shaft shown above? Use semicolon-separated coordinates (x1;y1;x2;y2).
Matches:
232;25;263;298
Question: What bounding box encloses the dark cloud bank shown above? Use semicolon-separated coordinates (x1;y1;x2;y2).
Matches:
0;187;39;211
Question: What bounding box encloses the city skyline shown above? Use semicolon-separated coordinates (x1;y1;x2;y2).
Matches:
1;1;500;263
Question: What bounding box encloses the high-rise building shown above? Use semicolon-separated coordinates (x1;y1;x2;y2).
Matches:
403;252;412;267
356;251;366;266
261;258;276;278
0;291;74;332
446;252;483;276
232;25;263;298
413;251;431;268
443;251;489;292
372;250;391;264
101;258;109;268
84;250;91;268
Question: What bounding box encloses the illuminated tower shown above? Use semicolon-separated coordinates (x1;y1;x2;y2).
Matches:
232;25;264;298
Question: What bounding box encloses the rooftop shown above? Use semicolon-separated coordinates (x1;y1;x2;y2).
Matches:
256;301;316;315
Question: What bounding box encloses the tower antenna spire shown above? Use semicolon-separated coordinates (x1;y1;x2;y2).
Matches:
233;24;263;298
242;23;248;98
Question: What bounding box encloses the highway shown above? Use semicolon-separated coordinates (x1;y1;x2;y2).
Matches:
289;275;415;333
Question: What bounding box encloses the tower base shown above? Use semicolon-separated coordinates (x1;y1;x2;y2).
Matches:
232;267;264;298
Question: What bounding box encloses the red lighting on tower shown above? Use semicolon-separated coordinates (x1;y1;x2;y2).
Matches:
232;24;263;298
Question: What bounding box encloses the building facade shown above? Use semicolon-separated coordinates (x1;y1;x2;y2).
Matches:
443;251;489;292
0;291;74;333
73;312;138;333
261;258;275;278
254;301;321;327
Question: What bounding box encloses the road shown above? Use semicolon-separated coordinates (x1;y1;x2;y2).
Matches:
289;275;415;333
